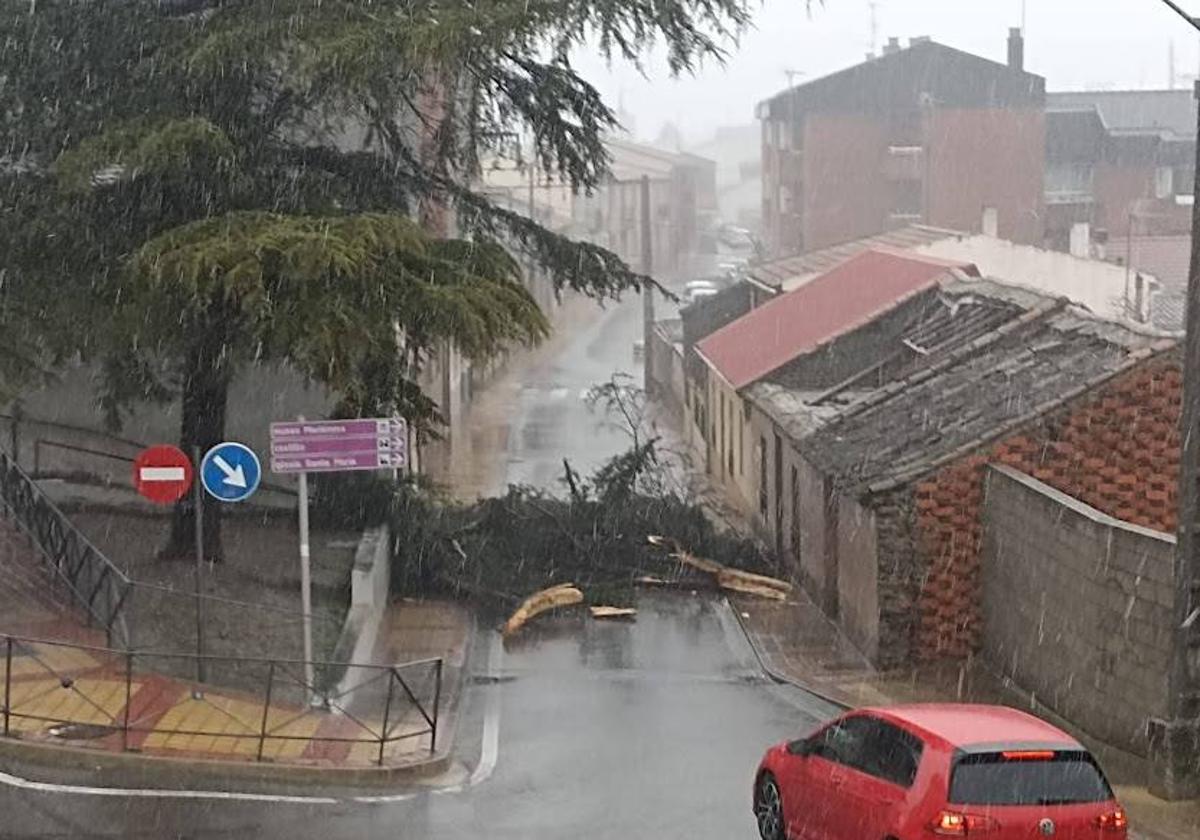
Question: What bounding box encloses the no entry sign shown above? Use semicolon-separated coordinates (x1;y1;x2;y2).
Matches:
132;445;194;505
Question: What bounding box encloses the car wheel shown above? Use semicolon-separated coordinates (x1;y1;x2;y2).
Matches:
755;773;786;840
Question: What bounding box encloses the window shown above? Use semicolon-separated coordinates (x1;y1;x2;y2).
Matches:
812;716;876;770
779;184;795;215
727;399;734;475
1044;162;1094;200
812;717;924;789
738;413;744;476
865;721;924;788
758;437;768;516
949;751;1112;806
719;392;726;475
1174;164;1195;197
1155;165;1174;200
893;179;921;216
789;465;800;555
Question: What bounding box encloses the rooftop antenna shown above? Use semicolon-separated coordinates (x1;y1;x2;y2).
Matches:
1021;0;1027;32
784;68;805;89
868;0;879;55
1171;39;1177;89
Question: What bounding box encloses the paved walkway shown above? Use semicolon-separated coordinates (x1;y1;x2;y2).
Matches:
1;633;443;768
735;593;1200;840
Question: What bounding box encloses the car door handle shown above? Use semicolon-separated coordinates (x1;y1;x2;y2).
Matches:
829;772;847;787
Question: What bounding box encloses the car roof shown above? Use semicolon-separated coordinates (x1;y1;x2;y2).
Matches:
862;704;1081;749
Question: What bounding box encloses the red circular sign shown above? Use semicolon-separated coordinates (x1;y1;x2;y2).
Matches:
132;445;194;505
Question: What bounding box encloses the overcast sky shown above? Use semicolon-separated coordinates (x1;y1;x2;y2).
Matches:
573;0;1200;146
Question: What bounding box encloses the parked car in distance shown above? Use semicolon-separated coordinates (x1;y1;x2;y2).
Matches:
754;704;1127;840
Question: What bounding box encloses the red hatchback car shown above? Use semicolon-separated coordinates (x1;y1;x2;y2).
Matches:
754;704;1127;840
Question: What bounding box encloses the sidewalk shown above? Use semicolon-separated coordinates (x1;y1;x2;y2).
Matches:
734;593;1200;840
0;599;471;774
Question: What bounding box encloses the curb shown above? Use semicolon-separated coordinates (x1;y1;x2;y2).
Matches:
429;607;477;762
723;597;850;712
0;735;451;794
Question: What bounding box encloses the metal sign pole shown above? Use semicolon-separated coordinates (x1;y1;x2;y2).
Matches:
192;446;207;683
296;420;315;702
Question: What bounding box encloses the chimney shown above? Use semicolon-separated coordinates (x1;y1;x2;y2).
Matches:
981;207;999;238
1007;27;1024;71
1069;222;1090;258
883;37;901;56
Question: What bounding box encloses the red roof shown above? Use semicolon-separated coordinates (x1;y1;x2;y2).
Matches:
695;248;974;389
869;704;1080;748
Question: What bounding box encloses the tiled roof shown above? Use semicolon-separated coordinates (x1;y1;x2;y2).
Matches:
803;302;1176;495
760;40;1043;118
746;278;1035;444
748;225;964;290
1047;89;1197;138
695;248;974;390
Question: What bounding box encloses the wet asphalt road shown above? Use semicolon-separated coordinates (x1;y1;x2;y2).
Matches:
499;292;644;490
0;594;839;839
0;292;842;838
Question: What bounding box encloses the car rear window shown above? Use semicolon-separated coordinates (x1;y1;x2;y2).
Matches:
949;750;1113;806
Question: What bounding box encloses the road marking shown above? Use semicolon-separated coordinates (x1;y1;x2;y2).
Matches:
139;467;186;482
430;631;504;797
470;632;503;787
0;769;340;804
549;387;569;401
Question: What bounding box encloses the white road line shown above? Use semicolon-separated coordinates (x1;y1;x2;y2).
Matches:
431;631;504;797
469;632;503;787
549;387;569;401
0;769;340;804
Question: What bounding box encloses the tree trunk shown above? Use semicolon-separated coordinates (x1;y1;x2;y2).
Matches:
164;337;231;561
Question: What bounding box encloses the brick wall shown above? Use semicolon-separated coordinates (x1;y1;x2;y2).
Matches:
802;114;891;250
1094;163;1152;235
906;354;1181;662
982;464;1174;754
925;108;1045;245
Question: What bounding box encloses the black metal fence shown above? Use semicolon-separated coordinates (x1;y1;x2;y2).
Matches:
1;633;443;766
0;451;132;647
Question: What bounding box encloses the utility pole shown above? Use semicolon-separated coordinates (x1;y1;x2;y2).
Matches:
1150;0;1200;801
641;175;654;395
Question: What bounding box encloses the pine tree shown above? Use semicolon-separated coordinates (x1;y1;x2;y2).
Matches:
0;0;757;556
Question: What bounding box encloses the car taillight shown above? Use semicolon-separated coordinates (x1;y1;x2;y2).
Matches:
930;810;999;835
1000;750;1056;760
1096;807;1128;832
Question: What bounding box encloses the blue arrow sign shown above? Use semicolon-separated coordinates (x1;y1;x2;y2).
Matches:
200;442;262;503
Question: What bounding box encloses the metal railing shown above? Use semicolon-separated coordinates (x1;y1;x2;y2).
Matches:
1;633;443;766
0;451;132;648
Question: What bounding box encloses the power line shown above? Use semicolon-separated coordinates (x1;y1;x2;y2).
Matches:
1157;0;1200;32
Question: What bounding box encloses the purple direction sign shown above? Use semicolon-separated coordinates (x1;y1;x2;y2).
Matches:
269;417;407;474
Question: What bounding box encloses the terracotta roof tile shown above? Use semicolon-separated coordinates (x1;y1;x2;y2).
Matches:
695;248;974;389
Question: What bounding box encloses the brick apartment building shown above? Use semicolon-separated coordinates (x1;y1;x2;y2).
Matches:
1044;88;1196;252
757;30;1045;257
